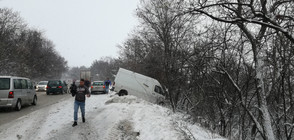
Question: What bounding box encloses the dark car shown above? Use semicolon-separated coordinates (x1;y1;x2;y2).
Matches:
46;80;67;95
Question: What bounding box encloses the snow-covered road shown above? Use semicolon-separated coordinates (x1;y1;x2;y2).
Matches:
0;92;226;140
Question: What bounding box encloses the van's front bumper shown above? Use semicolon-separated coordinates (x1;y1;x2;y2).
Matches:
0;98;17;108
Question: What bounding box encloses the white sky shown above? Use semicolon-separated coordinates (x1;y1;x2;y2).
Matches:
0;0;139;67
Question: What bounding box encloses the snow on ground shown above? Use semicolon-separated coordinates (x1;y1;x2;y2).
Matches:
0;92;226;140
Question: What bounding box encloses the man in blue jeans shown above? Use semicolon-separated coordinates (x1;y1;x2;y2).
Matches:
71;79;90;127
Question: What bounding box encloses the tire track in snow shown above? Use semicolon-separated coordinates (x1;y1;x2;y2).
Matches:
46;107;106;140
107;119;139;140
105;96;140;140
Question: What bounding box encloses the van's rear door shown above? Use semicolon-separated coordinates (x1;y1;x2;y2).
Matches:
0;78;11;105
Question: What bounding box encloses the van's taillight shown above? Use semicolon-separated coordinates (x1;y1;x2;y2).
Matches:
103;85;105;88
8;91;14;98
58;86;62;88
47;86;50;89
91;86;93;89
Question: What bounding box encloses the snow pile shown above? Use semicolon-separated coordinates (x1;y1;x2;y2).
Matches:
104;95;225;140
105;95;144;105
0;93;226;140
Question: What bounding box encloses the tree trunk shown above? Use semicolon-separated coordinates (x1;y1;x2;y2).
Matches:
255;52;275;140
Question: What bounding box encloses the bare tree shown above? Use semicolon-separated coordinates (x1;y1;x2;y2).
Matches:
0;8;68;80
136;0;198;111
186;1;294;139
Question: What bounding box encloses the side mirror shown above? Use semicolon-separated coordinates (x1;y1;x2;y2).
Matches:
34;86;37;89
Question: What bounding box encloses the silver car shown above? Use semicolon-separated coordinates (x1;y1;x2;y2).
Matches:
0;76;37;111
91;81;105;94
36;81;48;92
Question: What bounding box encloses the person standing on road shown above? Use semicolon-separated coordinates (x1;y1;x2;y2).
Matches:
104;78;111;94
71;79;91;127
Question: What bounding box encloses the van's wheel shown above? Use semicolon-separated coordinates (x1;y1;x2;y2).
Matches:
15;99;22;111
158;101;165;106
119;90;128;96
32;96;37;105
46;92;49;95
60;90;63;95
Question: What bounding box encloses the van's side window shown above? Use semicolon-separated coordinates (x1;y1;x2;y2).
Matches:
28;81;33;89
14;79;22;89
154;85;164;95
21;79;28;89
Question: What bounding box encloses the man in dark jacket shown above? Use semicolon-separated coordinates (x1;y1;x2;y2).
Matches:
71;79;90;127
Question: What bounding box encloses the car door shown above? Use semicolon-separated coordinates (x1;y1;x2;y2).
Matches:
149;84;158;103
153;85;165;104
20;79;29;104
27;80;35;102
13;79;22;102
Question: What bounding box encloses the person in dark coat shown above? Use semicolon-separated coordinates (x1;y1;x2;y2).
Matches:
71;79;90;127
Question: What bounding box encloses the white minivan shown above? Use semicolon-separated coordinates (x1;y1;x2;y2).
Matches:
114;68;165;104
0;76;37;111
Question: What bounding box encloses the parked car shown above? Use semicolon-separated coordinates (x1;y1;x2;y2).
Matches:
91;81;105;94
0;76;37;111
36;81;48;92
114;68;165;104
46;80;67;95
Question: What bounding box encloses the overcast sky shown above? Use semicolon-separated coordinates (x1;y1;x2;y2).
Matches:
0;0;139;67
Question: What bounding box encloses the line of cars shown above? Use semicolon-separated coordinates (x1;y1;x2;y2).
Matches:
0;68;166;111
0;76;70;111
36;80;68;95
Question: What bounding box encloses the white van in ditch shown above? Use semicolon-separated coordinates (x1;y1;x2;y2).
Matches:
0;76;37;111
114;68;165;104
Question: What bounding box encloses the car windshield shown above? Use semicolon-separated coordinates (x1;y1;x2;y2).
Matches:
93;82;103;86
0;78;10;90
38;82;47;85
48;81;61;86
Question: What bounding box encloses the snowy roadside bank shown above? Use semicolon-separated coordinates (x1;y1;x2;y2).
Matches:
0;93;226;140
